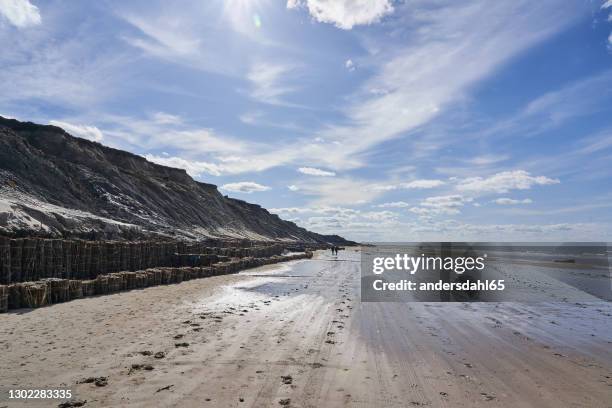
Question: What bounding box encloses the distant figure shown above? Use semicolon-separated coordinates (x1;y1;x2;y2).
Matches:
330;246;335;256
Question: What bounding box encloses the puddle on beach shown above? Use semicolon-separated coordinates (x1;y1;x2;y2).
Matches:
192;257;333;313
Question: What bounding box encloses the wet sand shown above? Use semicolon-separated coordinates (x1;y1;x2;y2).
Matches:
0;249;611;407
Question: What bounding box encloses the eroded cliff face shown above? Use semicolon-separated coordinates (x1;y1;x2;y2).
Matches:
0;117;349;244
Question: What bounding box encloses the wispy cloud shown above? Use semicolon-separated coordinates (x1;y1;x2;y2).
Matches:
121;13;201;57
144;155;223;177
116;3;251;76
402;179;444;189
473;70;612;142
291;177;385;206
307;1;582;170
575;129;612;155
100;113;246;156
466;155;509;166
247;61;298;105
150;112;182;125
298;167;336;177
53;112;302;176
49;120;104;142
493;198;533;205
0;32;127;108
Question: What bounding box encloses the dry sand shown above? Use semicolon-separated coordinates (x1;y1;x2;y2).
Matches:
0;249;611;407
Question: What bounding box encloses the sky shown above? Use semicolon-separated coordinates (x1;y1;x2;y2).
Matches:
1;0;612;242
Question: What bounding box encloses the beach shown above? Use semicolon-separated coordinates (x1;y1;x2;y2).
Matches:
1;248;611;407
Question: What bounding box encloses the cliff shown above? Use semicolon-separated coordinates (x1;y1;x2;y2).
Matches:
0;117;352;244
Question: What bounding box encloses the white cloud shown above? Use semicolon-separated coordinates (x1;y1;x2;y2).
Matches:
144;154;222;177
49;120;104;142
410;195;472;216
0;0;40;28
272;206;607;241
288;185;300;191
494;198;533;205
220;182;271;193
421;195;471;209
286;0;301;9
402;179;445;189
298;167;336;177
375;201;411;208
457;170;559;194
345;59;355;71
151;112;182;125
292;177;384;205
141;152;292;177
287;0;394;30
239;111;262;125
360;210;397;221
375;179;445;191
467;154;509;166
291;176;446;207
271;206;360;216
271;205;398;235
600;0;611;46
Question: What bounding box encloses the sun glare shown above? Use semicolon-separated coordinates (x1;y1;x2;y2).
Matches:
223;0;266;30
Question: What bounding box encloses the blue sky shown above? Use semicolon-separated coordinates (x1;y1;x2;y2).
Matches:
1;0;612;241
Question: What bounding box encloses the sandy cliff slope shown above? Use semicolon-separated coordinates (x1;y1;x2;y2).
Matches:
0;117;351;244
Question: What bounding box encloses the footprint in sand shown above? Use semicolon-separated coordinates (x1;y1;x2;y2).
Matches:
480;392;496;401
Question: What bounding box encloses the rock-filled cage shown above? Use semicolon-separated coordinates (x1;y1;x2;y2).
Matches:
0;237;322;313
